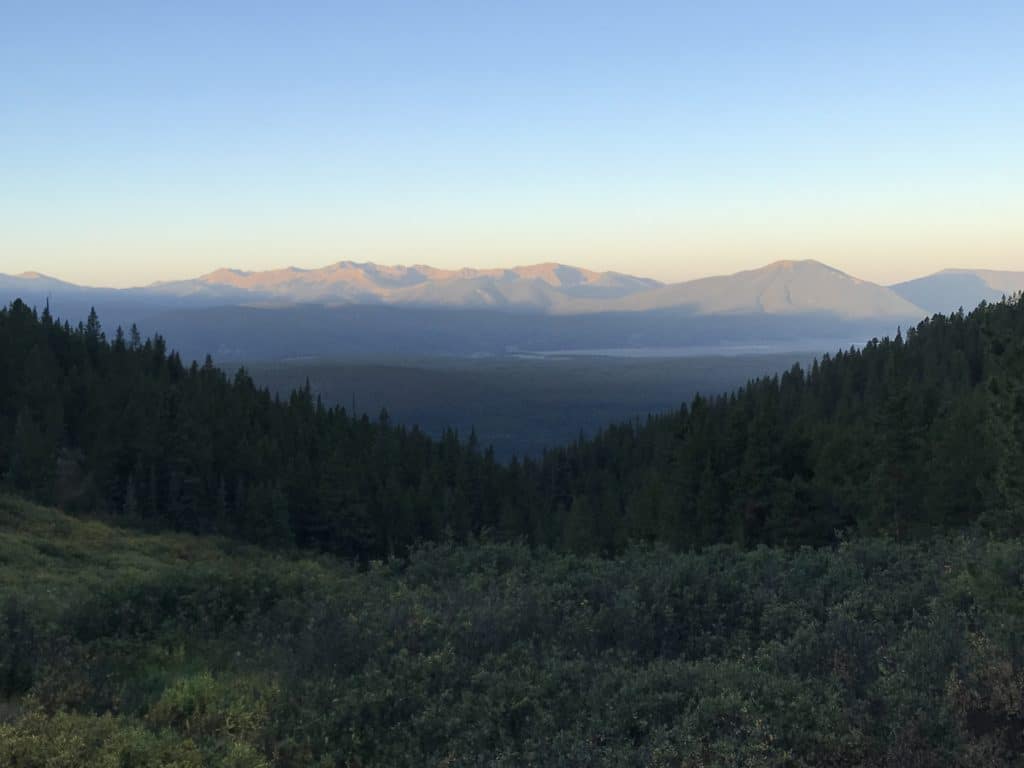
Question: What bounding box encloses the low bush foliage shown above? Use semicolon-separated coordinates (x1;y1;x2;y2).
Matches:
1;496;1023;765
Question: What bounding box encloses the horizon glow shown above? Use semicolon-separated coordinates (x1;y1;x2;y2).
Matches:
2;2;1022;288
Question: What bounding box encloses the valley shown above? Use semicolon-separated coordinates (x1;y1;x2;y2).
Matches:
245;353;817;458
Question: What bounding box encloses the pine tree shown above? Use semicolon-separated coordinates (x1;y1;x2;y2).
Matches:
84;307;104;344
123;474;139;518
7;408;55;499
563;494;597;555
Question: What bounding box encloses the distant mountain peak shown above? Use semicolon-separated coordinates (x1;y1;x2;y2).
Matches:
758;258;845;275
201;267;252;279
764;259;814;268
603;258;920;318
891;267;1024;315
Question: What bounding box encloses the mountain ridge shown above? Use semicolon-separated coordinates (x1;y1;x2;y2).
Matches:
6;258;1019;361
150;260;663;310
2;259;966;319
10;258;1021;324
47;257;926;318
891;267;1024;315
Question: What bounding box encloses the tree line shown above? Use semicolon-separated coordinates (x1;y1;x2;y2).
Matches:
1;295;1022;556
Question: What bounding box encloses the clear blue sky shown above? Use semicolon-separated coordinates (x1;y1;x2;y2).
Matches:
2;1;1022;286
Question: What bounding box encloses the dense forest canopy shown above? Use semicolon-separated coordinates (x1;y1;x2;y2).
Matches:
1;295;1022;557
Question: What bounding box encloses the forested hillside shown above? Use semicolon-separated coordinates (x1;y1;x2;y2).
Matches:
552;295;1024;550
1;294;1022;557
3;298;1024;766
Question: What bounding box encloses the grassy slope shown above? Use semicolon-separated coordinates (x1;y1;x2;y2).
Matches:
2;495;1024;767
0;495;335;767
0;496;280;613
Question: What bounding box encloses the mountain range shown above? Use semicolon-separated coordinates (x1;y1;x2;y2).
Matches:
148;262;662;311
2;259;1020;360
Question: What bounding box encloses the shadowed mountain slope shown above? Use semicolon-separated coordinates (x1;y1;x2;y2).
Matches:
892;268;1024;315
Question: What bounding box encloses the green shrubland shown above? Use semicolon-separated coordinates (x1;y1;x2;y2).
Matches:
2;494;1023;766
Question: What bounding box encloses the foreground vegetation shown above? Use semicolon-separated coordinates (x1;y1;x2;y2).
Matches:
2;494;1023;766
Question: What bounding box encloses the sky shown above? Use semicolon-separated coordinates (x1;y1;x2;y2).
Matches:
2;1;1022;288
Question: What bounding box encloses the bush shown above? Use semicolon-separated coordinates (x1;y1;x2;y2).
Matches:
4;500;1024;766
